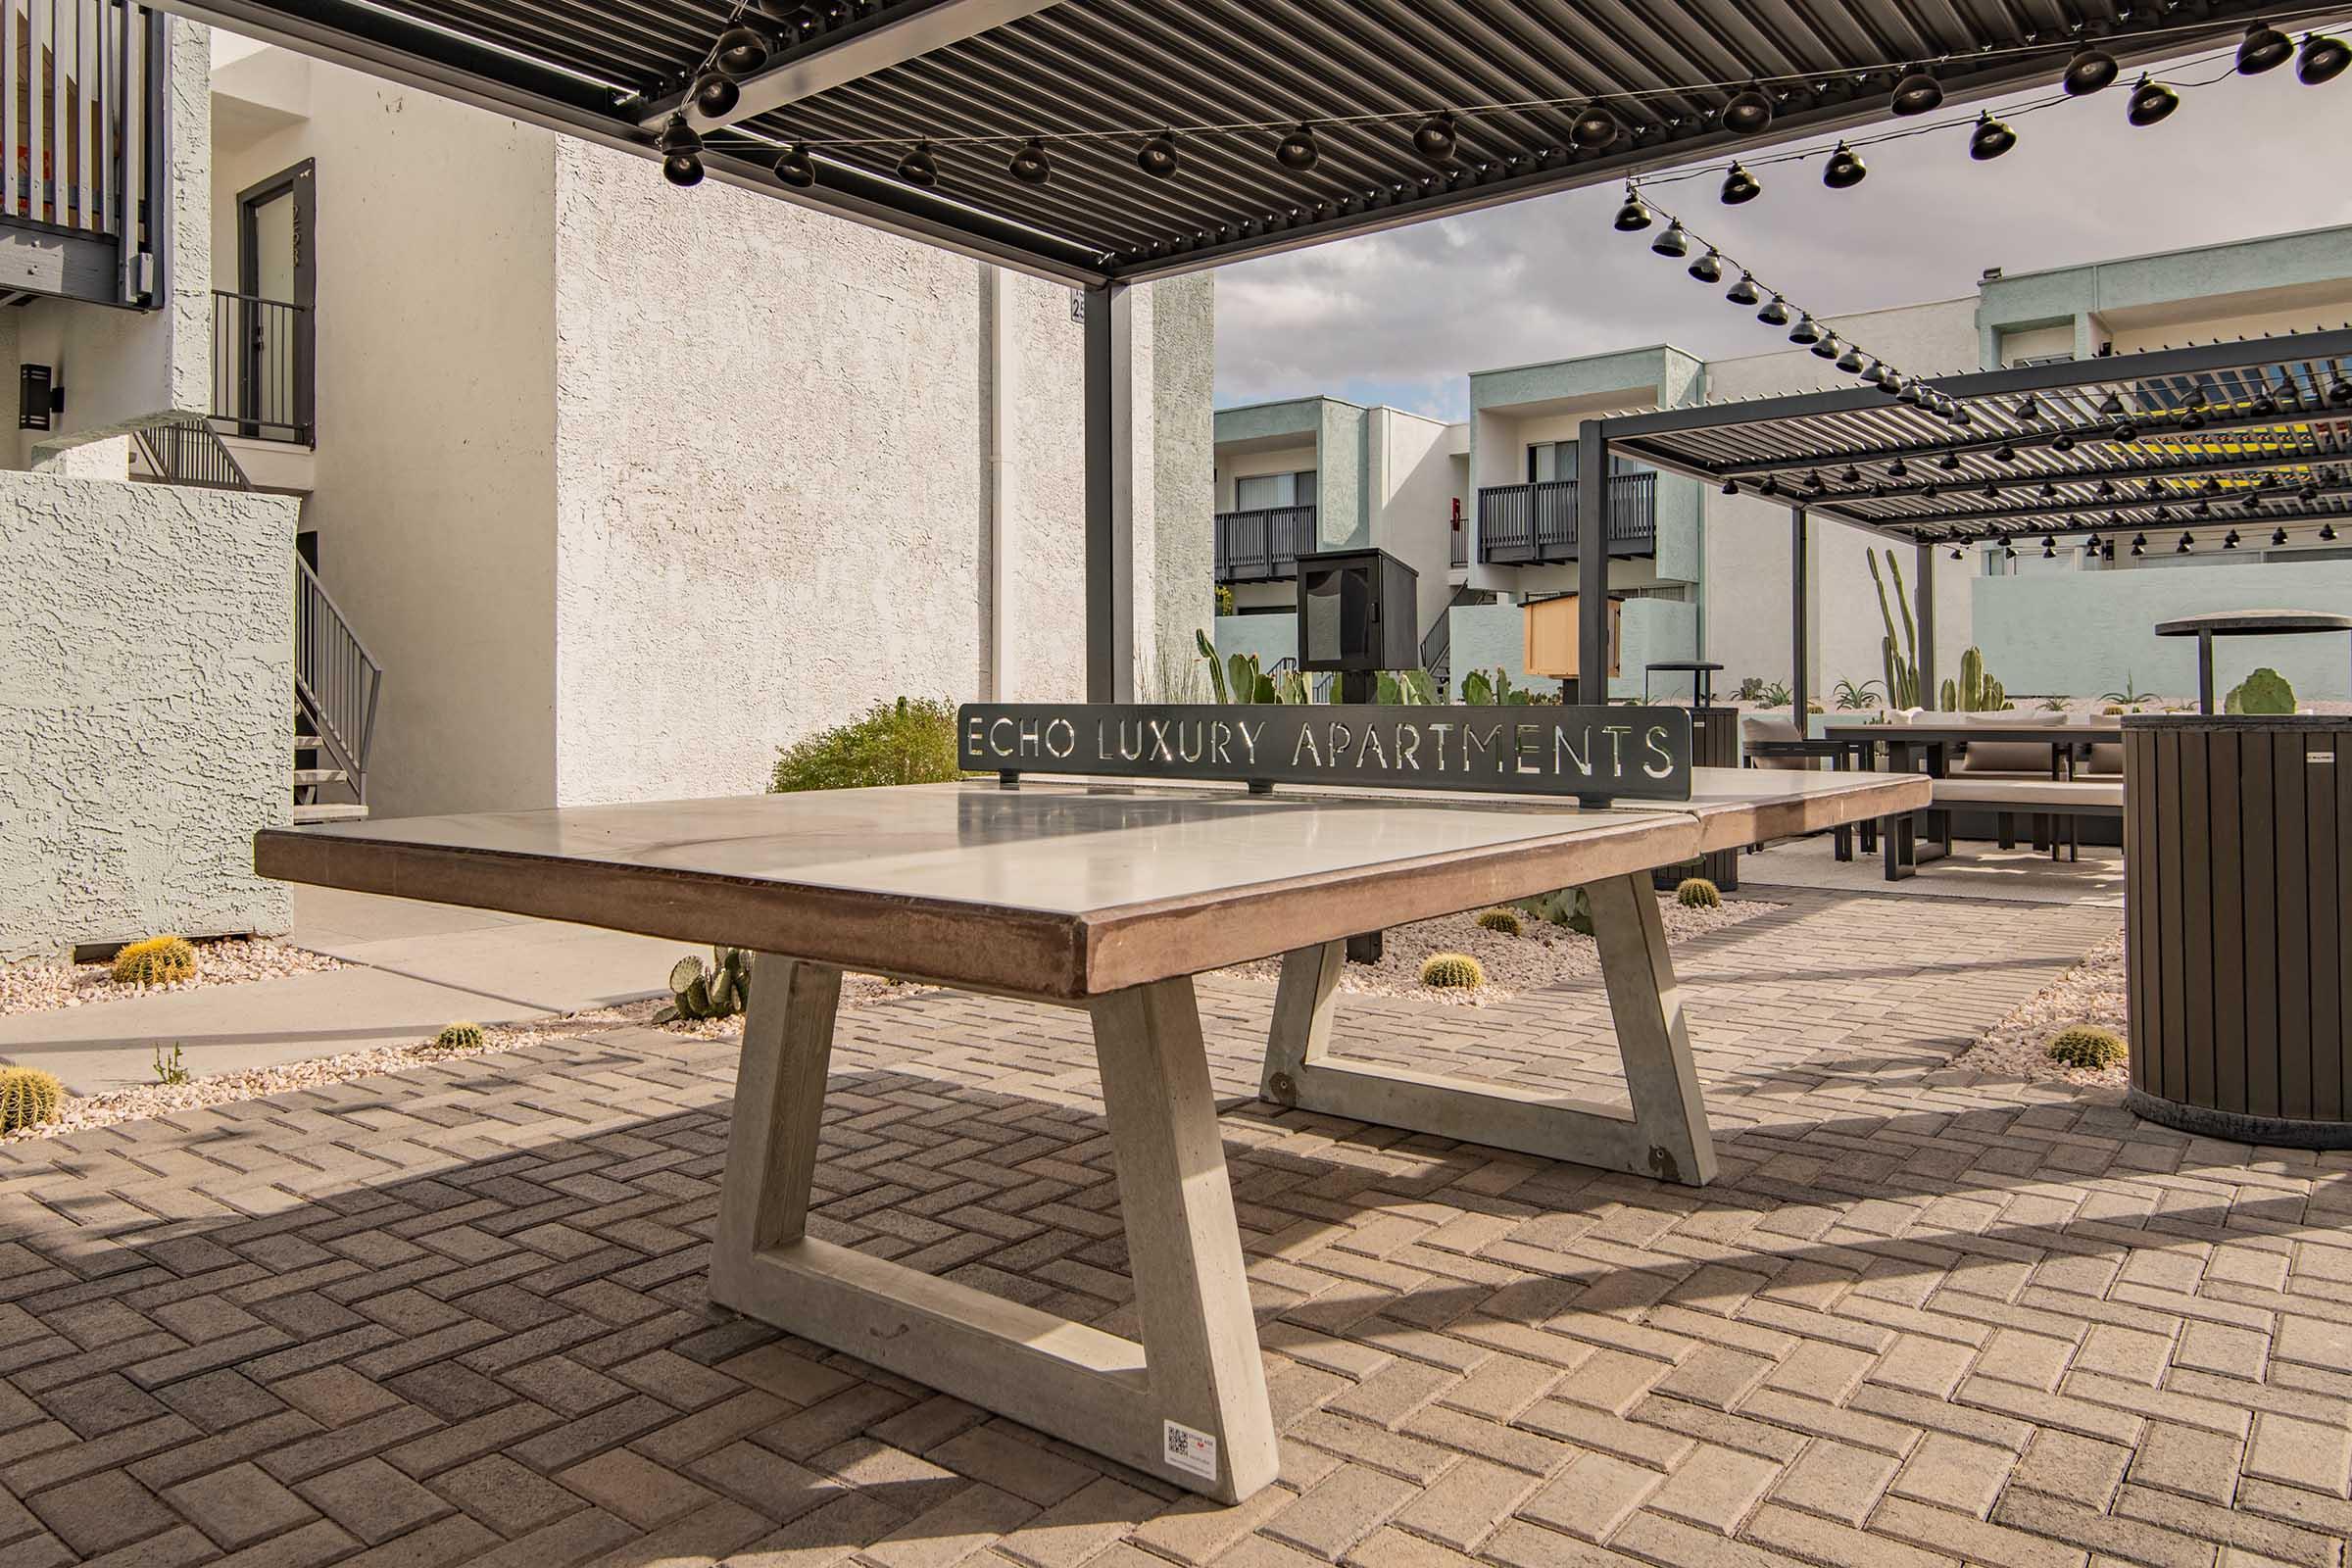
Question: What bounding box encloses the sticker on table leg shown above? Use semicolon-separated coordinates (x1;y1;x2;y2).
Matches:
1163;1419;1218;1480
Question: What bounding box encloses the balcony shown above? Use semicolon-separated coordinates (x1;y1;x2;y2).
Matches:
1477;473;1657;565
1213;504;1315;584
210;289;315;444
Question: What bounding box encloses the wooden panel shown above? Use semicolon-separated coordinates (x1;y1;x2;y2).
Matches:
2126;729;2157;1098
2340;733;2352;1121
2158;730;2187;1103
2208;730;2245;1116
2276;731;2313;1119
2181;729;2214;1112
2308;733;2341;1122
2242;736;2278;1119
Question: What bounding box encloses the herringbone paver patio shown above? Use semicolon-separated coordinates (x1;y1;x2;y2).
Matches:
4;888;2348;1568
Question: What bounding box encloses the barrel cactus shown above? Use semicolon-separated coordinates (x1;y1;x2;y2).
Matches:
0;1067;63;1133
430;1021;485;1054
1475;908;1523;936
1676;877;1723;909
2045;1024;2126;1070
112;936;197;988
1419;953;1486;989
658;947;753;1022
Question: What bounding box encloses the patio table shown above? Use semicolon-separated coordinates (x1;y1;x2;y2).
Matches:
1822;721;2121;879
255;761;1922;1503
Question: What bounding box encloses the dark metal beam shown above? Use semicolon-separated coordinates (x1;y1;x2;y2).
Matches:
1778;444;2347;512
1789;506;1808;728
1913;541;1936;701
644;0;1067;132
1084;281;1134;703
1576;417;1609;716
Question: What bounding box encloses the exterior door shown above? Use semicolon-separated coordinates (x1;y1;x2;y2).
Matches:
235;161;316;441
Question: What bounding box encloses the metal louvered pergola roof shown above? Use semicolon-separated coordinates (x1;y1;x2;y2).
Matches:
156;0;2309;286
1602;329;2352;548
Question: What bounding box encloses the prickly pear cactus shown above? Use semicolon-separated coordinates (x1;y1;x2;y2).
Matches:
2225;666;2296;715
657;948;753;1022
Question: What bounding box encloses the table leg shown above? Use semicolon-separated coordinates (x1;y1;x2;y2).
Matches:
710;955;1277;1502
1258;874;1717;1187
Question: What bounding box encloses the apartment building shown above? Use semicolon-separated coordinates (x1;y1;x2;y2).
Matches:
1215;220;2352;705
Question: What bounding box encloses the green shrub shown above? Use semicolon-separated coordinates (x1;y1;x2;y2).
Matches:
430;1021;485;1054
771;697;961;793
1419;953;1486;989
0;1067;63;1132
112;935;196;987
2045;1024;2127;1070
658;948;752;1022
2225;666;2296;715
1475;908;1523;936
1676;877;1722;909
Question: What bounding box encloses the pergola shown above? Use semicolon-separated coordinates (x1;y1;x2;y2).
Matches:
152;0;2325;701
1594;329;2352;715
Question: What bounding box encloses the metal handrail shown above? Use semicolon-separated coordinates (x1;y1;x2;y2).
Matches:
1477;472;1657;564
129;413;252;490
1213;504;1315;582
295;555;381;805
211;288;315;443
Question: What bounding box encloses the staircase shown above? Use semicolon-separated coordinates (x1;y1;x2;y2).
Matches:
125;415;383;823
1419;587;1499;697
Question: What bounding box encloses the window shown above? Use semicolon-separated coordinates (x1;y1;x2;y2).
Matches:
1234;469;1315;511
1526;441;1646;481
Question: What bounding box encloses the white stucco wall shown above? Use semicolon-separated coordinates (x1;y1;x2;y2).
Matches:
213;59;563;820
0;471;297;960
1701;298;1981;698
1367;408;1457;641
547;139;1212;804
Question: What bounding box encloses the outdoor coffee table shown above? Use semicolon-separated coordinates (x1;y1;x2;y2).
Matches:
255;764;1922;1503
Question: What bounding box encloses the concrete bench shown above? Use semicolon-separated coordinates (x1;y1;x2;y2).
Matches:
1929;777;2123;861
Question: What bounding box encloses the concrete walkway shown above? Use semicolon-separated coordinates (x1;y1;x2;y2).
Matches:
0;887;683;1094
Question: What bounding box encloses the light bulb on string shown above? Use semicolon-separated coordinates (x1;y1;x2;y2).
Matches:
1138;131;1179;177
1721;85;1773;134
1689;249;1725;283
2127;75;2180;125
1821;143;1867;188
1725;271;1759;305
1650;220;1690;258
1720;164;1760;204
2064;42;2120;95
1274;124;1320;170
1613;185;1653;231
2299;31;2352;84
1970;112;2017;160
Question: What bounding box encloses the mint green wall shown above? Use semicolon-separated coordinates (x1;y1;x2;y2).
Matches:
1974;562;2352;703
1212;396;1368;546
1213;612;1297;671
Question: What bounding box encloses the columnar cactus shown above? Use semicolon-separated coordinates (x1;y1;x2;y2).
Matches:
1419;953;1486;989
658;948;753;1022
0;1067;63;1133
112;936;197;988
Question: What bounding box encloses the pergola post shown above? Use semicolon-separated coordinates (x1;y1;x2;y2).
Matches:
1914;540;1937;703
1789;506;1809;726
1084;281;1134;703
1576;418;1609;704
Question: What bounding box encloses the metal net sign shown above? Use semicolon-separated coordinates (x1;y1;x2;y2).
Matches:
960;705;1692;802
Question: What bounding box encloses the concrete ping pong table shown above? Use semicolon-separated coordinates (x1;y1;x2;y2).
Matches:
256;757;1923;1504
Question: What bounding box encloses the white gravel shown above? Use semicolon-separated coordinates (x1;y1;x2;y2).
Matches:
0;937;341;1017
1951;930;2129;1086
1211;894;1778;1004
0;970;925;1144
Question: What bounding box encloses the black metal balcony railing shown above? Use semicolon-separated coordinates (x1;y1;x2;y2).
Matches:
1477;473;1657;564
1213;504;1315;583
211;289;316;444
1448;522;1468;568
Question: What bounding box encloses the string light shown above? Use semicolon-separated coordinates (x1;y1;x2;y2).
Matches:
1822;143;1867;188
1969;112;2018;159
2127;74;2182;125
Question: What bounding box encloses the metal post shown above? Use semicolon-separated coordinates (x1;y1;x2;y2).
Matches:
2197;629;2215;714
1084;281;1134;703
1575;419;1609;705
1789;507;1809;728
1914;540;1937;704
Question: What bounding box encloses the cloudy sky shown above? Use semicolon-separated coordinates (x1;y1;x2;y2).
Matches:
1212;46;2352;420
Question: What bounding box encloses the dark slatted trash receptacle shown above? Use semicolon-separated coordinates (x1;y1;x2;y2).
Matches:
2125;714;2352;1148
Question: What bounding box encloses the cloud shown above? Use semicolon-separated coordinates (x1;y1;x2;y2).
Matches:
1213;55;2352;422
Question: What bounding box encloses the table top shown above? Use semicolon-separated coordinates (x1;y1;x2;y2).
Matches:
2155;610;2352;638
257;769;1925;999
1821;722;2123;745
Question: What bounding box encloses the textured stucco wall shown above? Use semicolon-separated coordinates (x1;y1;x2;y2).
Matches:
548;140;1211;802
214;60;563;819
10;16;214;471
0;472;296;960
1149;272;1216;696
1974;559;2352;703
